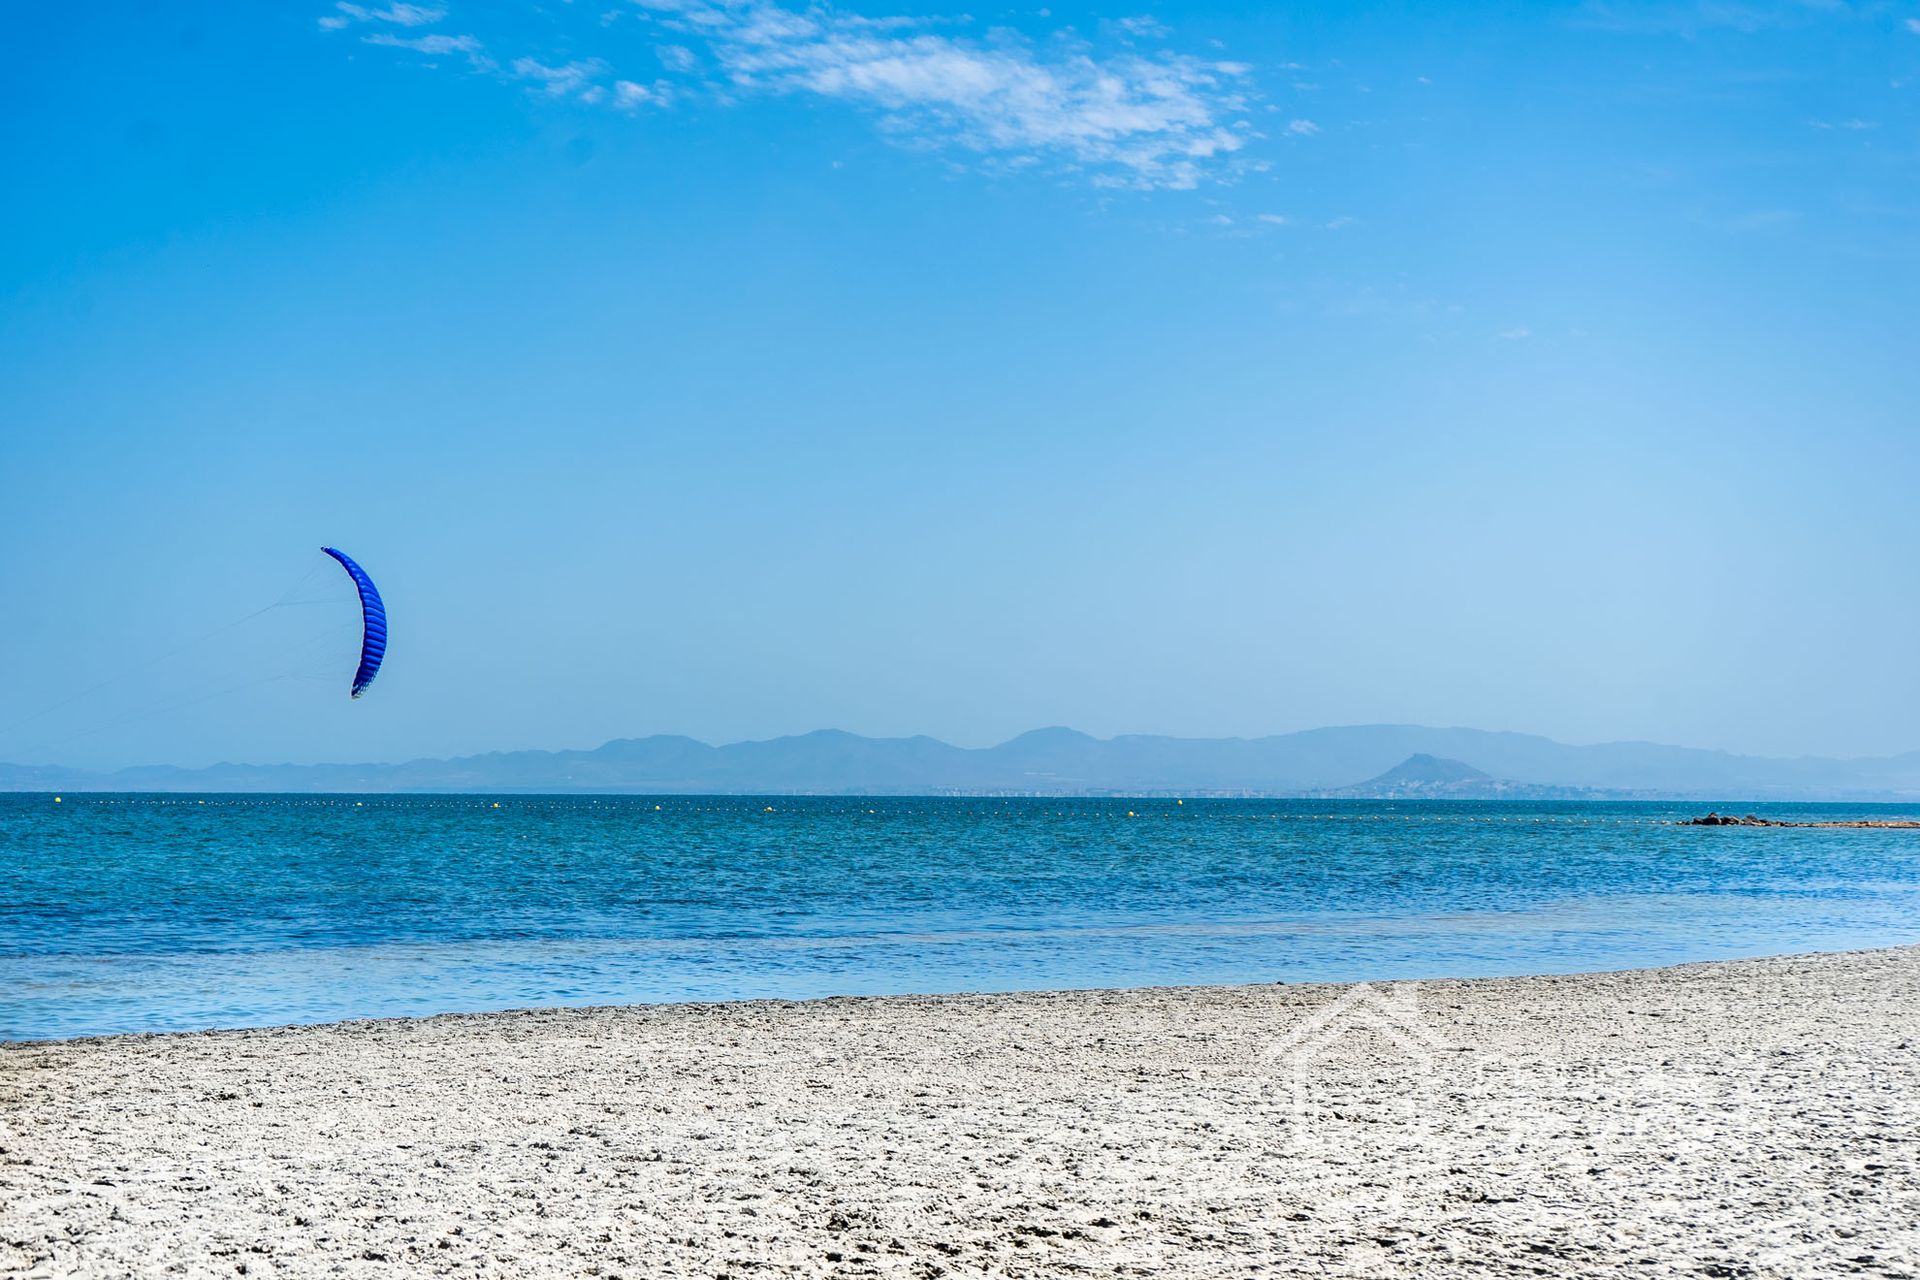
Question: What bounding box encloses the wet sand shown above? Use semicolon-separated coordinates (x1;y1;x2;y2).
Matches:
5;948;1918;1278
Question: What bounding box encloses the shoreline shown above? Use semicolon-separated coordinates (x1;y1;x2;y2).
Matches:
9;940;1918;1049
7;946;1918;1277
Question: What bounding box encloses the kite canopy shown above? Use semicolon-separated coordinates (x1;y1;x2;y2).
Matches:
320;547;386;699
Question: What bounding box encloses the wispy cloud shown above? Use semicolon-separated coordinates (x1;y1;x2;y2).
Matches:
366;32;481;57
696;9;1257;188
1114;15;1170;40
1284;118;1320;136
319;1;489;67
512;57;608;97
325;1;1262;188
319;1;446;31
371;2;444;24
614;79;669;109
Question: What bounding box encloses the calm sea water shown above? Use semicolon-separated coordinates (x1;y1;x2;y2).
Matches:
5;794;1920;1041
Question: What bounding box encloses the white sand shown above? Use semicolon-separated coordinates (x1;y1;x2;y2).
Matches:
5;948;1919;1278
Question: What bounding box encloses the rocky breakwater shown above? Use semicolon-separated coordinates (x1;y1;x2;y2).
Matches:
1688;812;1920;828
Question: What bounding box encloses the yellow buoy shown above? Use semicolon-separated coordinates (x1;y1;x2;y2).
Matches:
492;802;501;809
52;796;61;803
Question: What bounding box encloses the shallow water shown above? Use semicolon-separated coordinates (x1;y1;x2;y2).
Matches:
4;794;1919;1040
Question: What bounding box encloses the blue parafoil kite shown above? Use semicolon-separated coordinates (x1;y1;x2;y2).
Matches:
320;547;387;699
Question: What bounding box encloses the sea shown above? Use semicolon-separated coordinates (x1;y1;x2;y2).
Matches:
5;794;1920;1041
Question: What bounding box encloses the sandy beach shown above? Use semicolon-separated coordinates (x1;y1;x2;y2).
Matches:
5;948;1918;1279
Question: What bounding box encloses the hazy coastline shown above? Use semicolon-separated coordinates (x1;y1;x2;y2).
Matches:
17;724;1920;798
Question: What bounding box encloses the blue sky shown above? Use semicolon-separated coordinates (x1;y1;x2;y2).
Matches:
3;0;1918;769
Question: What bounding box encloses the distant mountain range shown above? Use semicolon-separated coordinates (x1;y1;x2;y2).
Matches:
7;725;1920;799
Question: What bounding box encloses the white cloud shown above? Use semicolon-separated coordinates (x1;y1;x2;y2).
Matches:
1903;17;1920;33
375;3;445;24
327;2;446;27
1116;15;1170;39
1257;212;1290;225
711;22;1253;188
365;32;482;56
339;0;1261;188
615;79;667;108
1285;118;1319;136
512;57;609;97
1498;326;1532;340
